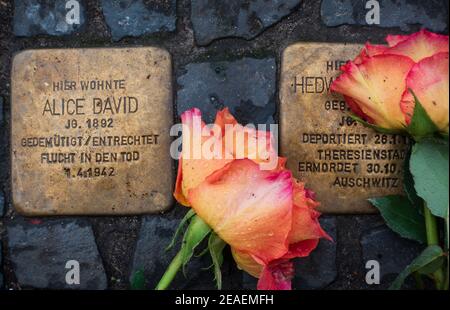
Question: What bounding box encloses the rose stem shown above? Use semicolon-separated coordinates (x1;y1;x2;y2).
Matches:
155;251;183;290
413;272;424;289
423;204;445;289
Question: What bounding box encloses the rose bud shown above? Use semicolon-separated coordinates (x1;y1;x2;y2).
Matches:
331;30;449;134
170;108;330;290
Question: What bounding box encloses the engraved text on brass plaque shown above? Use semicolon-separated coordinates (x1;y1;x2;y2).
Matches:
11;47;174;215
280;43;409;213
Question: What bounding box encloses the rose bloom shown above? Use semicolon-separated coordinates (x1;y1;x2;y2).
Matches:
331;29;449;133
174;108;330;290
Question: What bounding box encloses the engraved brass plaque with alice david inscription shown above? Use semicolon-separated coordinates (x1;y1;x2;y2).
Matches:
11;47;174;215
280;43;409;214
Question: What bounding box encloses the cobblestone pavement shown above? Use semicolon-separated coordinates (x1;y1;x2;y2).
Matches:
0;0;448;290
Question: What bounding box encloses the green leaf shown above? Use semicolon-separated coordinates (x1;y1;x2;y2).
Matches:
390;245;445;289
349;114;403;135
410;139;449;218
406;91;439;141
208;232;227;289
180;215;211;273
130;269;146;290
166;209;196;251
369;195;426;243
403;149;422;207
417;256;445;276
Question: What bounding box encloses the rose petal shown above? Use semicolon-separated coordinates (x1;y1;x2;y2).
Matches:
384;29;449;62
284;239;320;260
175;108;281;205
232;249;295;290
354;43;388;64
231;181;329;273
344;95;374;123
174;156;190;206
288;180;331;244
386;34;411;47
257;260;294;290
281;181;330;259
331;55;415;129
365;43;389;56
231;248;263;278
214;107;238;133
276;157;288;171
401;52;449;132
216;108;278;166
188;159;293;263
174;108;233;205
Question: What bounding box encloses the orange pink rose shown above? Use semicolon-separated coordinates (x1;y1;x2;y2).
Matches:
331;29;449;133
174;108;330;290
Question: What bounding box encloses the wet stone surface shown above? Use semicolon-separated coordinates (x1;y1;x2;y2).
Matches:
0;96;3;124
361;225;424;288
191;0;302;45
177;57;276;125
101;0;177;41
13;0;86;37
130;207;241;289
294;217;337;289
7;219;107;289
321;0;449;32
0;190;4;216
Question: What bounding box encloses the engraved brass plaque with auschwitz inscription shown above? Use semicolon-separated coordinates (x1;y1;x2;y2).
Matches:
11;47;174;215
280;43;409;214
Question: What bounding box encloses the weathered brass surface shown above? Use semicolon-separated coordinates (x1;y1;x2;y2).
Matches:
280;43;409;214
11;47;174;215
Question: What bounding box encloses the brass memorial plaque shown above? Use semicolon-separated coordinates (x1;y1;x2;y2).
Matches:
11;47;174;215
280;43;409;213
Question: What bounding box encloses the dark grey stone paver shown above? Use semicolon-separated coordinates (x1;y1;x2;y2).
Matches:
321;0;448;32
294;217;337;289
14;0;86;36
191;0;302;45
177;57;276;125
0;190;4;216
361;225;424;280
0;96;3;124
7;219;107;289
101;0;177;41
